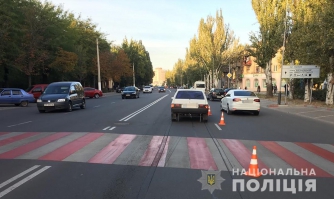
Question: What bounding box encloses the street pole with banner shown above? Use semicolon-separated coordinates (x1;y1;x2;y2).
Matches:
96;38;101;91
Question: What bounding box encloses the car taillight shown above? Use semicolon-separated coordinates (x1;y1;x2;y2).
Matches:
254;99;260;102
233;98;241;102
198;104;208;109
171;104;181;108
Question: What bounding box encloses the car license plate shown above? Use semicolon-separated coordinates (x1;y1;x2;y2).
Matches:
242;100;253;103
182;103;197;108
126;94;130;96
217;96;222;98
44;103;54;106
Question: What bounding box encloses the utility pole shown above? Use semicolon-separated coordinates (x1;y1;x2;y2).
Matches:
96;38;101;91
212;56;214;89
228;61;231;88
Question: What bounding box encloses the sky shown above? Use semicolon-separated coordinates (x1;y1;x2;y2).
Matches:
49;0;259;71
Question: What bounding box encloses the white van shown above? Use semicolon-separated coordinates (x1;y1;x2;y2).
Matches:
194;81;206;92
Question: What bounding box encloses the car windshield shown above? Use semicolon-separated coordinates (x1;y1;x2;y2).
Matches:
214;89;224;92
234;91;256;96
196;84;205;88
44;85;70;94
159;87;164;89
175;91;204;99
124;87;135;91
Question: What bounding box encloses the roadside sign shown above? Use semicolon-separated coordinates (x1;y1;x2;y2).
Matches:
282;65;320;78
227;73;232;78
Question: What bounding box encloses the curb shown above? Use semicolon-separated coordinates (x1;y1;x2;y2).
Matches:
267;104;278;108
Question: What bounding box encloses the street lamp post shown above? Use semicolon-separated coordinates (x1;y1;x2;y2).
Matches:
132;62;135;87
96;38;101;91
278;1;288;105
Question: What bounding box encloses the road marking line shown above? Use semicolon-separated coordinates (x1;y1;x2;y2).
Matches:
214;124;222;131
297;110;324;114
7;121;32;128
109;127;116;131
0;165;40;189
119;95;168;121
94;105;101;108
0;166;51;198
103;126;110;130
314;115;334;119
111;102;115;104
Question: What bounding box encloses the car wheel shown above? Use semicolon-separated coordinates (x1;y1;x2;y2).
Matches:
20;101;28;107
210;95;213;101
94;93;100;99
122;96;124;99
137;94;139;98
67;102;73;112
254;111;259;116
39;110;45;113
202;114;208;122
227;104;232;115
80;100;86;109
220;104;224;111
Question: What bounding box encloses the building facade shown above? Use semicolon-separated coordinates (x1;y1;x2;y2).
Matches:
241;52;287;92
152;67;166;86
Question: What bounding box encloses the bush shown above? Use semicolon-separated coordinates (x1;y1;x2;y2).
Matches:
312;89;327;101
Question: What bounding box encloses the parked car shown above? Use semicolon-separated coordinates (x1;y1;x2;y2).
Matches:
84;87;103;98
37;81;86;113
116;87;124;93
207;88;224;101
171;89;208;122
143;86;153;93
121;86;140;99
220;89;260;115
158;86;166;92
0;88;35;107
25;84;49;101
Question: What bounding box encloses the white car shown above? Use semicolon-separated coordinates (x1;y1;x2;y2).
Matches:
171;89;209;122
220;89;260;115
143;86;153;93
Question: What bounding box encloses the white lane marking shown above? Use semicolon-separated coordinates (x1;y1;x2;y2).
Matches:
119;95;168;121
296;110;323;114
0;166;51;198
109;127;116;131
103;126;110;130
0;165;40;189
111;102;115;104
314;115;334;119
7;121;32;128
214;124;222;131
94;105;101;108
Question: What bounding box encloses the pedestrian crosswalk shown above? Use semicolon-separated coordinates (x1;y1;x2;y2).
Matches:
1;132;334;178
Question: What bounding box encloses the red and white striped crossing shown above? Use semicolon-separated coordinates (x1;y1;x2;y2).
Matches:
1;132;334;178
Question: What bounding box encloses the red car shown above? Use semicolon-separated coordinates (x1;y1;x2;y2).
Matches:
84;87;103;98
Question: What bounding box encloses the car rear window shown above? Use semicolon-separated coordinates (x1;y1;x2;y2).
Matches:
234;91;256;96
175;91;204;99
144;86;150;88
196;84;205;88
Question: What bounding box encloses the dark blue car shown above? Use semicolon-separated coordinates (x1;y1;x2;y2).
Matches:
0;88;35;107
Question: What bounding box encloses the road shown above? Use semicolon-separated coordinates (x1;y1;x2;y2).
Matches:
0;89;334;199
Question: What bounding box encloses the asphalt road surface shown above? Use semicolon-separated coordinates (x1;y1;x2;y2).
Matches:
0;89;333;199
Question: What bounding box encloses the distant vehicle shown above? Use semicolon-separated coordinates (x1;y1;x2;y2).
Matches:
143;86;153;93
37;81;86;113
223;88;236;96
0;88;35;107
121;86;140;99
116;87;124;93
84;87;103;98
25;84;49;101
220;89;260;115
207;88;224;101
158;86;166;92
171;89;208;122
193;81;206;92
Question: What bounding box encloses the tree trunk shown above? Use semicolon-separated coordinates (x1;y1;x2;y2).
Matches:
325;73;333;105
28;75;32;87
289;79;294;99
265;61;273;97
304;79;310;102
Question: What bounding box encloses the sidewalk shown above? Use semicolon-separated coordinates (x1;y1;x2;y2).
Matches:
260;98;334;125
